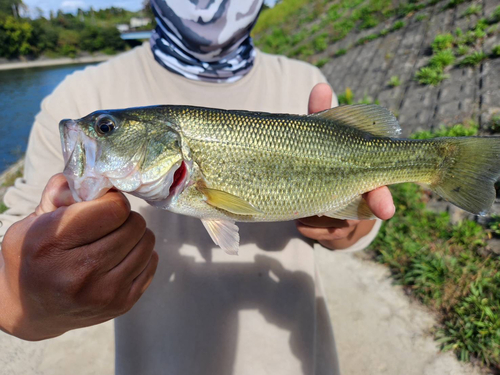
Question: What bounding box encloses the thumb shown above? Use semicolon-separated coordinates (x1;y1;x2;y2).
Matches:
308;83;333;114
35;174;76;216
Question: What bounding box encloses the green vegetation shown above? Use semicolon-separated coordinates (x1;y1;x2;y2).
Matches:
410;121;479;139
415;10;499;87
444;0;466;9
255;0;424;62
415;14;428;21
314;57;329;68
429;49;455;68
432;33;454;52
460;51;487;67
456;44;469;56
338;87;354;105
371;121;500;369
489;114;500;133
1;167;23;188
0;202;7;214
335;48;347;57
415;66;448;86
337;87;379;105
313;33;329;52
492;45;500;58
493;5;500;22
0;1;151;59
463;4;481;17
388;75;401;87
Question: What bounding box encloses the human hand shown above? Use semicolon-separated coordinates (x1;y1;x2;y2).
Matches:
0;174;158;341
295;83;395;250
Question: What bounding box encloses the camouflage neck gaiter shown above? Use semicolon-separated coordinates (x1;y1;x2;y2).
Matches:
150;0;264;83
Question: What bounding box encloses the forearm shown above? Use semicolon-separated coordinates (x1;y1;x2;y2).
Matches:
319;219;376;250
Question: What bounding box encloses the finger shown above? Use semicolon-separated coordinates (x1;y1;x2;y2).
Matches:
128;250;159;303
87;212;148;271
296;222;355;241
36;174;76;215
108;228;156;282
363;186;395;220
308;83;333;114
33;190;131;250
297;216;359;228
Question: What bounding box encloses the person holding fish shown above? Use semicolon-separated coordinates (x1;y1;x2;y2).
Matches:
0;1;461;374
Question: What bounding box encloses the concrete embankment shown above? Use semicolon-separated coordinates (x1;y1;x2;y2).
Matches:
0;55;113;71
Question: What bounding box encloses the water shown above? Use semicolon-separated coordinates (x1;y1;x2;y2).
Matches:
0;63;96;174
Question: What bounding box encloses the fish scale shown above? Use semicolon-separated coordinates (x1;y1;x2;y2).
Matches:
165;106;440;221
60;104;500;254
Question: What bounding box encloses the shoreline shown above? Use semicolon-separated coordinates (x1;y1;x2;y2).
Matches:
0;55;114;71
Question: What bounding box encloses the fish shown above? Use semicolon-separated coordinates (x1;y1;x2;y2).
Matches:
59;104;500;254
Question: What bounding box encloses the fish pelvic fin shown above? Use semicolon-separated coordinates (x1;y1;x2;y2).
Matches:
199;187;262;216
431;137;500;215
202;219;240;255
310;104;401;137
324;195;376;220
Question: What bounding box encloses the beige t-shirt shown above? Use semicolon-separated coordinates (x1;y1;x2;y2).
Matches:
0;45;380;375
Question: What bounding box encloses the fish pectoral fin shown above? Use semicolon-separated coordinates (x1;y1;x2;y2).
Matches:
324;196;376;220
199;187;262;215
310;104;401;137
201;219;240;255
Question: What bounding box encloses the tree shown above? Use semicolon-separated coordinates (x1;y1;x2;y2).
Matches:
0;15;32;57
0;0;26;18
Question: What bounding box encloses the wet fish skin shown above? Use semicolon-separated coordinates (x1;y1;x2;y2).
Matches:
59;104;500;254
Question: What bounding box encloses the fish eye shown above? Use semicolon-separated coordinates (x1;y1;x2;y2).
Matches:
95;115;116;135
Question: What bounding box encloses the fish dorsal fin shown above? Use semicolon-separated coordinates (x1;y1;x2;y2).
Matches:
202;219;240;255
311;104;401;137
324;196;376;220
199;187;262;215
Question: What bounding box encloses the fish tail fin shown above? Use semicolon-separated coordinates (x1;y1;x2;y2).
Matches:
431;137;500;215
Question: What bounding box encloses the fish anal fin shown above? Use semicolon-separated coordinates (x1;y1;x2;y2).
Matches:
324;196;376;220
199;187;262;215
201;219;240;255
310;104;401;137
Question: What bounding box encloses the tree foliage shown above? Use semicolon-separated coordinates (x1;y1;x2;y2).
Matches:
0;2;131;59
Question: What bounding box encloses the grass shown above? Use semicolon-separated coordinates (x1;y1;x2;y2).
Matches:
490;115;500;133
335;48;347;57
370;122;500;370
315;57;329;68
456;45;469;56
463;4;482;17
432;33;454;53
494;5;500;22
429;49;456;68
444;0;466;9
415;66;449;86
1;167;23;188
338;87;354;105
337;88;379;105
313;33;329;53
388;75;401;87
460;51;487;67
415;14;428;21
492;45;500;58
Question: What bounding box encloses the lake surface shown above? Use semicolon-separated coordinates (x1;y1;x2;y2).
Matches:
0;63;96;174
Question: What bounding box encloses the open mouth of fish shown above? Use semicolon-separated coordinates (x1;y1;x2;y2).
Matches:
59;119;189;205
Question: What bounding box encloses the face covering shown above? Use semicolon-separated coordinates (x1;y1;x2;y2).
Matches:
150;0;264;83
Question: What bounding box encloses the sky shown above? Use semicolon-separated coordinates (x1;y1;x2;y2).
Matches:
23;0;277;17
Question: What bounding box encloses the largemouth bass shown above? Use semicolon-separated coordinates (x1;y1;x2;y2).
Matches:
59;104;500;254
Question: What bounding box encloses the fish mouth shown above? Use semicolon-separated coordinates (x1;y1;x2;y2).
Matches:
60;119;113;202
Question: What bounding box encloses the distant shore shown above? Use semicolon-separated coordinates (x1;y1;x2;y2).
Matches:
0;55;114;71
